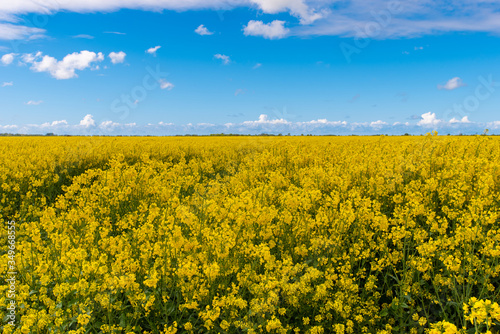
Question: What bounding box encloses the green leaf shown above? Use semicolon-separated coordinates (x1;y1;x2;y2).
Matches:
120;312;127;328
389;274;400;283
380;308;389;317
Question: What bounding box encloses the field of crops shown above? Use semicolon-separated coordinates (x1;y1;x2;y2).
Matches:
1;135;500;334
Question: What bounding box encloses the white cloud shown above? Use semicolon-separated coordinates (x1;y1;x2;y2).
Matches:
51;120;68;126
438;77;465;90
370;120;388;129
2;81;13;87
21;51;42;64
41;120;67;127
109;51;126;64
100;120;120;129
73;34;94;39
253;63;262;69
0;113;497;136
195;25;213;36
146;46;161;56
294;1;500;39
25;100;43;105
96;121;137;129
450;116;471;124
238;115;353;134
79;114;95;127
487;121;500;129
196;122;215;127
417;112;442;126
0;23;46;40
298;119;347;126
243;114;290;125
214;54;230;65
4;1;500;40
243;20;289;39
0;0;320;27
23;51;104;79
159;79;174;90
104;31;126;35
249;0;323;24
0;125;18;130
1;53;15;65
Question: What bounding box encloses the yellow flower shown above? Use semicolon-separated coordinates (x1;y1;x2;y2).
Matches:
77;313;91;326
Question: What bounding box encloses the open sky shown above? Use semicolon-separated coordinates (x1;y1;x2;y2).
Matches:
1;0;500;135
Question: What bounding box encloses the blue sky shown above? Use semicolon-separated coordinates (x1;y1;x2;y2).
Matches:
1;0;500;135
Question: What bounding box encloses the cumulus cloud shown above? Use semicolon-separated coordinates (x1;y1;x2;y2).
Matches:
243;20;289;39
195;25;213;35
0;125;18;130
242;114;290;126
249;0;323;24
21;51;42;64
2;81;13;87
298;119;347;126
41;120;67;127
146;46;161;56
417;112;442;126
0;112;497;136
51;120;68;126
438;77;465;90
450;116;471;124
100;120;120;129
23;51;104;79
487;121;500;129
1;53;15;65
416;112;473;128
159;79;174;90
214;54;230;65
370;120;388;129
109;51;126;64
79;114;95;127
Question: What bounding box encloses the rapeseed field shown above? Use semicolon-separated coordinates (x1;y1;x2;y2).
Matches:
1;135;499;333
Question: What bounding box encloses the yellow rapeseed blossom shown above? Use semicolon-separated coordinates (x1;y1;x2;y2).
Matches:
1;136;500;333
